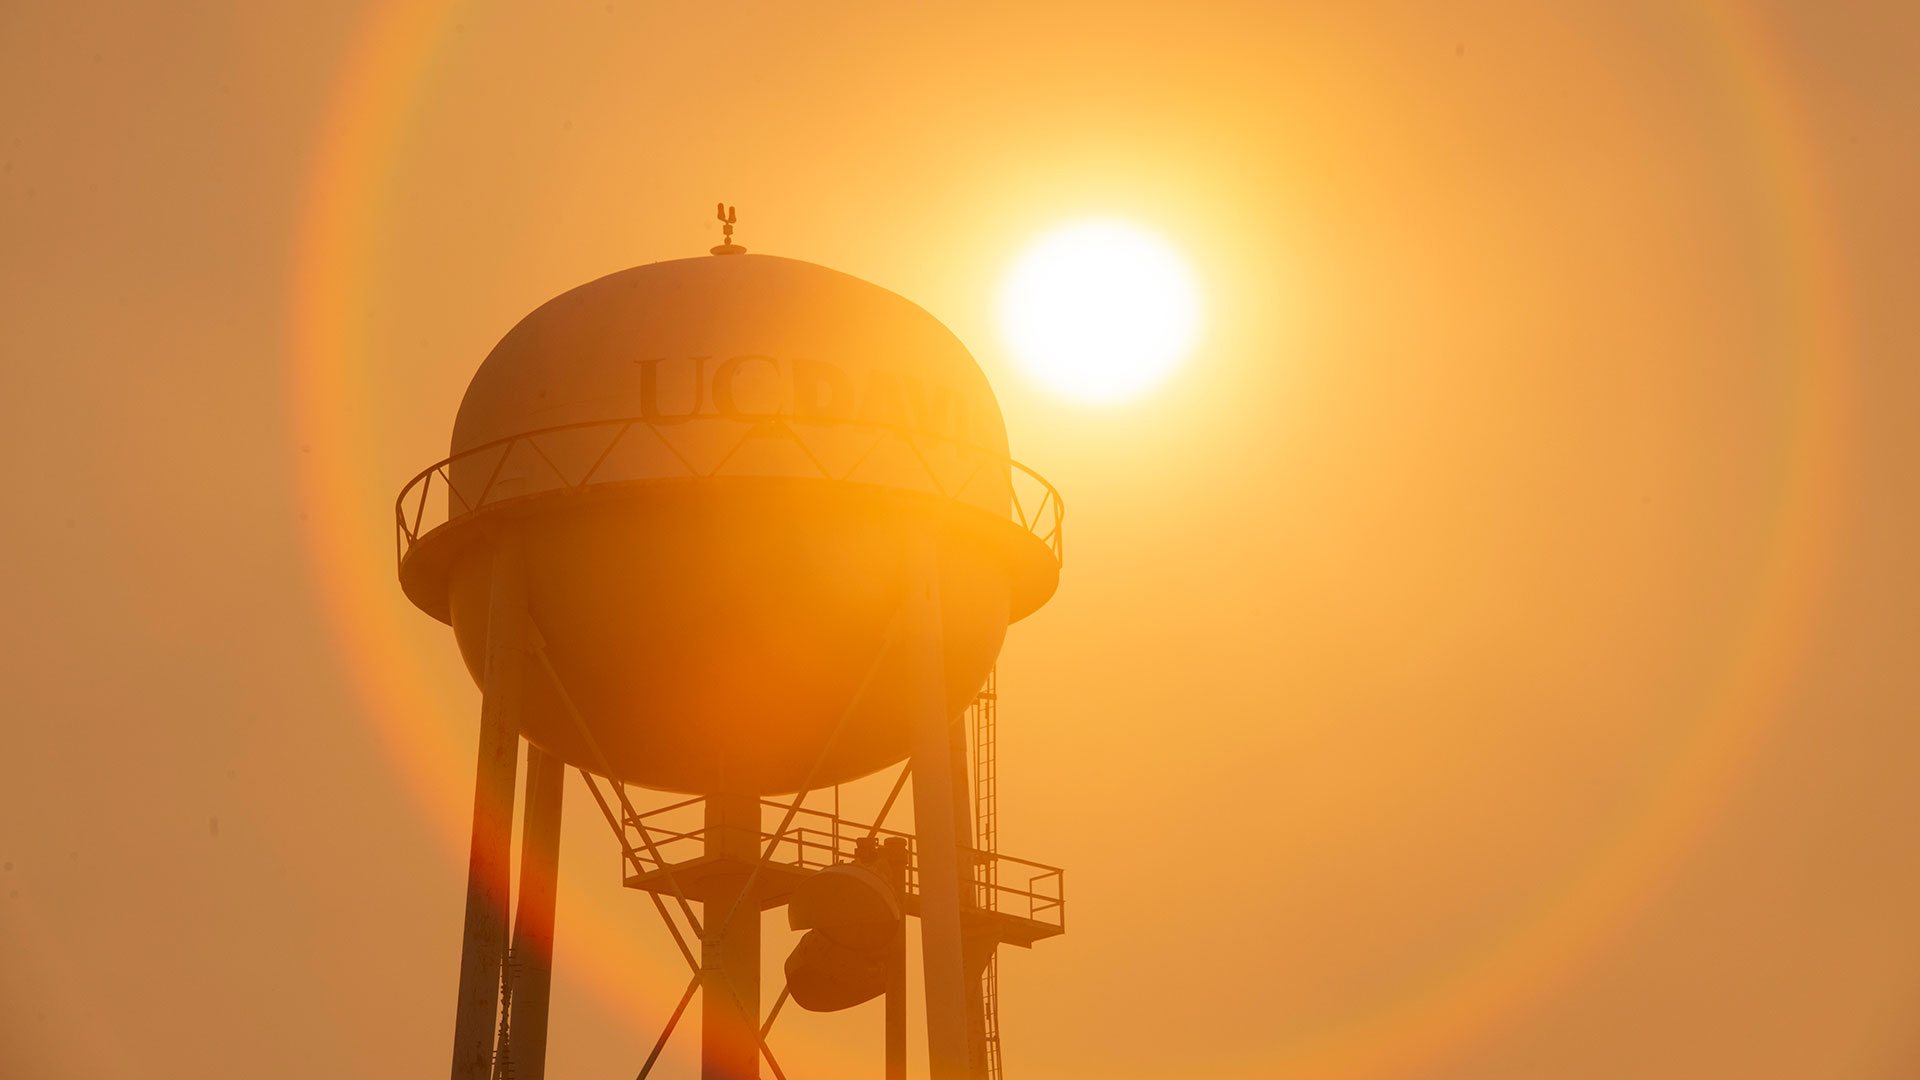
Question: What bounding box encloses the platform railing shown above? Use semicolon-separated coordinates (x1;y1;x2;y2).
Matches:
394;413;1064;571
619;795;1066;930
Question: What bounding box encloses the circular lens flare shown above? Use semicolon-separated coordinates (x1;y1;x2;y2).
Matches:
998;219;1202;404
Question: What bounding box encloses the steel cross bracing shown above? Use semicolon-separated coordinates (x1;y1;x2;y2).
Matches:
542;596;926;1080
529;611;1063;1078
597;695;1061;1078
532;615;852;1080
599;794;1062;1080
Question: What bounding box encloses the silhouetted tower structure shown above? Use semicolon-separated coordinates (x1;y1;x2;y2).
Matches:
394;212;1066;1080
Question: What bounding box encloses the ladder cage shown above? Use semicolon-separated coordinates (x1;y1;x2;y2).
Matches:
971;671;1005;1080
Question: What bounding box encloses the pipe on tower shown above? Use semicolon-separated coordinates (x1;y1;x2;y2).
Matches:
702;792;762;1080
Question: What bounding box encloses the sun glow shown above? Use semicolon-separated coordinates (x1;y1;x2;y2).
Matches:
998;219;1202;404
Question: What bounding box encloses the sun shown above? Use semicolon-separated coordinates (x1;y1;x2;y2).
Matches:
997;219;1202;404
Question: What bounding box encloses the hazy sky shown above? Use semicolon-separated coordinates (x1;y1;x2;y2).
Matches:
2;2;1917;1077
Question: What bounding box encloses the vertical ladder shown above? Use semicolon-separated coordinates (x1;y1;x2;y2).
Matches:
972;669;999;908
970;670;1004;1080
981;953;1003;1080
492;946;515;1080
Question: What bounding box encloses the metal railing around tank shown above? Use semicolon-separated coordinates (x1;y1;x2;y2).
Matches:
393;412;1064;573
618;794;1066;931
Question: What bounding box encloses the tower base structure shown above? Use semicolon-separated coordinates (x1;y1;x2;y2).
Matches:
440;550;1063;1080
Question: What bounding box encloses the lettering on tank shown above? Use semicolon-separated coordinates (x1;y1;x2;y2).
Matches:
632;355;991;446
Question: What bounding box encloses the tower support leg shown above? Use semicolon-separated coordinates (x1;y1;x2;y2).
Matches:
948;711;989;1078
882;836;910;1080
884;926;908;1080
502;742;564;1080
450;547;528;1080
702;792;762;1080
904;538;973;1080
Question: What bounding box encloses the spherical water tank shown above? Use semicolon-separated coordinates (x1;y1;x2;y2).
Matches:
396;252;1060;794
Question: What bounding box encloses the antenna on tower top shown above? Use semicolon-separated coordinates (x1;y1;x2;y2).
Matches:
711;203;745;255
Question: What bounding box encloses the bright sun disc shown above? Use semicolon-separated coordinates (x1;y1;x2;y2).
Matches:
998;220;1201;404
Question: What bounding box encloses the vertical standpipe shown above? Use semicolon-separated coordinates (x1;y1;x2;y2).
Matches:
702;792;763;1080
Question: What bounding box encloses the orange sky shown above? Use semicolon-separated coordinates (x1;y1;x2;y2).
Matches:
3;2;1918;1077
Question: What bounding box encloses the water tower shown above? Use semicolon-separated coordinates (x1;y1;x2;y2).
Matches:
394;210;1067;1080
